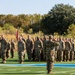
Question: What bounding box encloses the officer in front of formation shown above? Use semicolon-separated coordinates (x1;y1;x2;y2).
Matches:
45;35;59;74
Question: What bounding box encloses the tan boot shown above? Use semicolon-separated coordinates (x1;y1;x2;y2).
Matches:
3;61;6;64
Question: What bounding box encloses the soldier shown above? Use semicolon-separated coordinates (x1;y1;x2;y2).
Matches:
0;35;7;63
26;35;33;61
45;35;58;74
31;37;35;61
18;36;26;64
6;40;11;58
42;35;46;61
20;34;26;43
70;38;74;61
65;38;71;61
10;39;15;58
20;34;26;59
57;37;64;62
53;37;58;62
62;38;66;61
34;37;42;61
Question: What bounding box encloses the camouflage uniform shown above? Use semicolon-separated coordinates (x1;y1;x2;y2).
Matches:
57;38;64;62
53;38;58;62
70;39;74;61
34;37;42;61
31;38;35;61
65;38;71;61
45;35;58;74
42;36;46;61
6;41;11;58
18;37;25;64
26;36;33;61
0;35;7;63
10;39;15;58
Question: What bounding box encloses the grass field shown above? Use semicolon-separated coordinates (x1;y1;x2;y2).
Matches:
0;66;75;75
0;52;75;75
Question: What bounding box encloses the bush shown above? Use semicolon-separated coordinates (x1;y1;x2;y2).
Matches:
27;28;33;34
67;24;75;38
2;23;16;34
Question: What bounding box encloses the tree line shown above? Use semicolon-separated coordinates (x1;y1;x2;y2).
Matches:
0;3;75;37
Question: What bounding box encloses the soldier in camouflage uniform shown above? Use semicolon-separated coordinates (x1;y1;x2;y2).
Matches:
6;40;11;58
42;35;46;61
0;35;7;63
69;38;75;61
26;35;33;61
57;37;64;62
34;37;42;61
65;38;71;61
18;36;26;64
10;39;15;58
31;37;35;61
45;35;58;74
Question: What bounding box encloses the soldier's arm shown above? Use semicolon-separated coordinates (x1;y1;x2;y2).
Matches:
54;41;59;47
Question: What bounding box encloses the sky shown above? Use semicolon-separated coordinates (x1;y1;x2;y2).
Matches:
0;0;75;15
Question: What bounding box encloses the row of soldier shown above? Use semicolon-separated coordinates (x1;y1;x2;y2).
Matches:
0;34;75;64
20;35;75;63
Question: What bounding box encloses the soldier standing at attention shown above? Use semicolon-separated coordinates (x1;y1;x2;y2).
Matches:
26;35;33;61
42;35;46;61
18;36;26;64
0;35;7;63
10;39;15;58
34;37;42;61
6;40;11;58
57;37;64;62
65;38;71;61
69;38;74;61
45;35;58;74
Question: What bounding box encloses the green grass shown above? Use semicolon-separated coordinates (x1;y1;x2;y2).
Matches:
0;66;75;75
0;51;75;75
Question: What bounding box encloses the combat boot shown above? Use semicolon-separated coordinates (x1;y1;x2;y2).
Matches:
2;61;6;64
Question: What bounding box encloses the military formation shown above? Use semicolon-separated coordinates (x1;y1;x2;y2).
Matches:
0;34;75;72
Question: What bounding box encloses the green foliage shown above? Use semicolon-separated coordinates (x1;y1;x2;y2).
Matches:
34;31;44;37
2;23;16;34
27;28;33;34
67;24;75;38
1;4;75;35
41;4;75;34
0;27;3;34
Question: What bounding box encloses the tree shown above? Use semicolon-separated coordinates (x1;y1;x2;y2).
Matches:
41;4;75;34
67;24;75;38
2;23;16;34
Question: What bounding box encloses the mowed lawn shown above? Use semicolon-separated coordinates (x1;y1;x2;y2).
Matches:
0;66;75;75
0;51;75;75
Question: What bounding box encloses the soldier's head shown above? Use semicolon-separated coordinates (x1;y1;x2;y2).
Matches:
20;34;24;38
65;38;69;42
18;36;22;41
1;34;4;39
27;35;30;39
49;35;53;40
46;36;49;41
36;36;39;41
43;35;46;40
59;37;62;41
11;38;14;42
